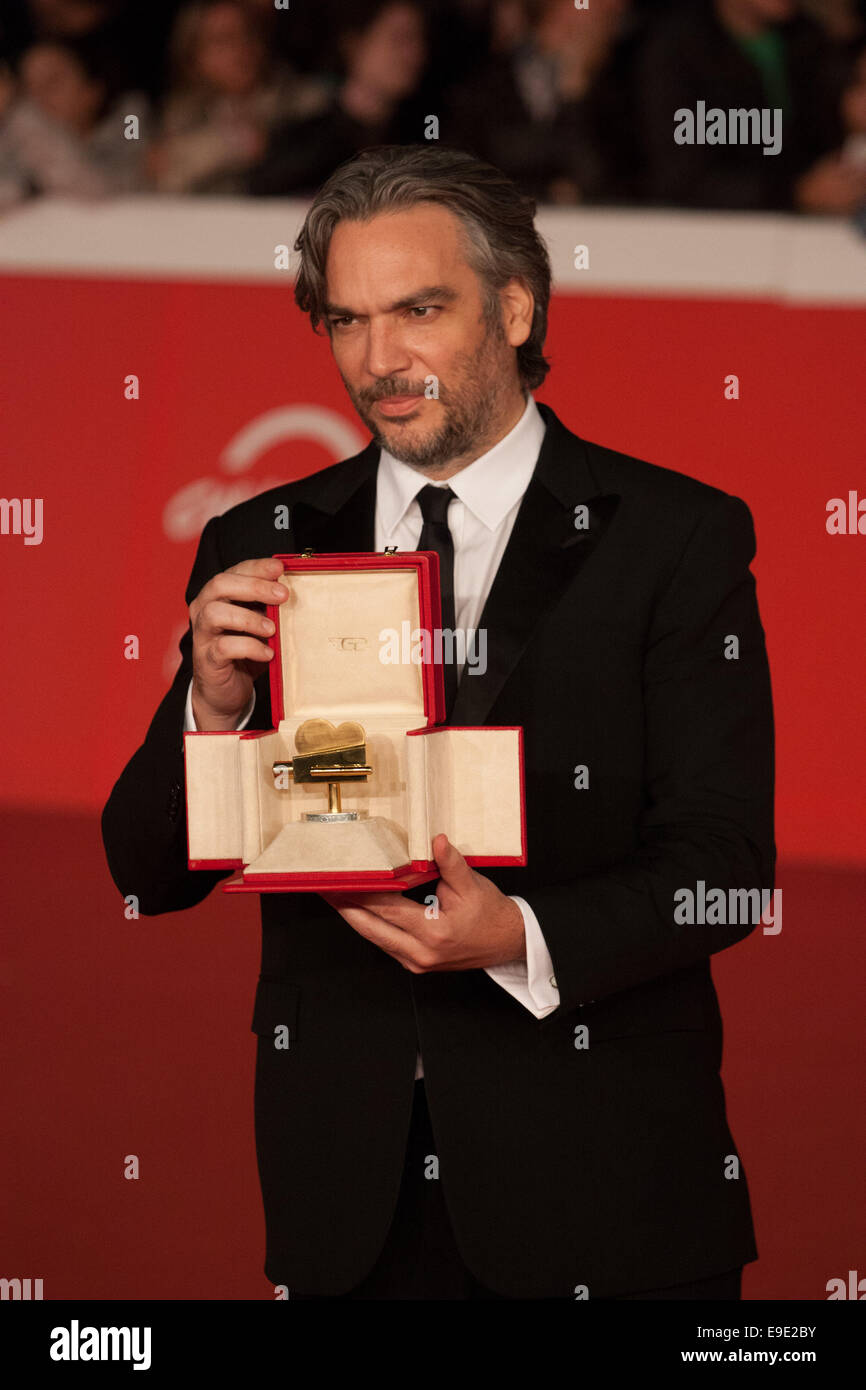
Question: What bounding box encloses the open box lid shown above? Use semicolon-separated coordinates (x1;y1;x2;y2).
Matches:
267;552;447;729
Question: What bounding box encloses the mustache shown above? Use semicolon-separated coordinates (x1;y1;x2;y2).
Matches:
359;381;443;404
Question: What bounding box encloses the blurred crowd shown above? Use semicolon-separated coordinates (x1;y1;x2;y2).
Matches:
1;0;865;215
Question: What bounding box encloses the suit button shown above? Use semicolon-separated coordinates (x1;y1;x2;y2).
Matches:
549;975;557;989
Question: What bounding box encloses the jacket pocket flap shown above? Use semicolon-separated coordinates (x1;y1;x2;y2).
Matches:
251;977;301;1042
574;994;706;1042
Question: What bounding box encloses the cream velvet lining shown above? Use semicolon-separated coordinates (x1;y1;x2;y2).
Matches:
278;568;424;718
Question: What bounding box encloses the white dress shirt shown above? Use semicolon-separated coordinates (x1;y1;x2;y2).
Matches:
184;393;561;1078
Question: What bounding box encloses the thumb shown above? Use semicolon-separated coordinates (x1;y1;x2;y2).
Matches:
432;833;475;895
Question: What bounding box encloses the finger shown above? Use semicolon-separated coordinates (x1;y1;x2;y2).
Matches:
195;571;289;614
226;557;287;579
324;890;411;914
322;892;429;934
431;833;475;896
324;900;432;967
206;633;275;666
198;598;275;640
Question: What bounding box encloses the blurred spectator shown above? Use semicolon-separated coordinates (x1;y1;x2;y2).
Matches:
148;0;329;194
1;0;862;215
489;0;532;53
0;0;184;104
406;1;502;104
248;0;429;197
638;0;853;211
230;0;338;78
441;0;642;205
796;40;866;209
800;0;864;45
27;0;127;33
841;43;866;161
0;37;151;208
0;60;16;123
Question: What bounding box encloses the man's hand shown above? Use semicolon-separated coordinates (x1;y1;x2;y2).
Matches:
321;833;526;973
189;556;288;731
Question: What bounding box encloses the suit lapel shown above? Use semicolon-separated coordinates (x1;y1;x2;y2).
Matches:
449;402;620;726
288;445;379;554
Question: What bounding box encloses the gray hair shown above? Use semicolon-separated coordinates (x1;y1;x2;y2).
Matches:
293;143;552;390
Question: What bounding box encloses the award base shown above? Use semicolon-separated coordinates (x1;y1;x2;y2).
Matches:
244;814;410;879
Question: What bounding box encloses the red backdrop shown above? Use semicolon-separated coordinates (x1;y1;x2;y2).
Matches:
1;247;863;1298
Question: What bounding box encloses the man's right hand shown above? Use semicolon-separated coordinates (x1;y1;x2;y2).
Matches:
189;557;289;731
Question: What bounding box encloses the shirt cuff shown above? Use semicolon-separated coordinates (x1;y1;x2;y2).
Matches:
483;895;560;1018
183;678;256;735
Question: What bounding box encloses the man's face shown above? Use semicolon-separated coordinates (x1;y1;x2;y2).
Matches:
323;203;524;470
348;3;427;104
21;44;104;131
195;2;263;96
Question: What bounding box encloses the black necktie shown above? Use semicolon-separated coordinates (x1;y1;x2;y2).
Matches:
416;483;458;720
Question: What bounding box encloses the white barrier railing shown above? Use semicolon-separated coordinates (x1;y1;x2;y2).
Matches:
0;196;864;303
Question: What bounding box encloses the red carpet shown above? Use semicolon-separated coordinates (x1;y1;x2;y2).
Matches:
1;807;862;1299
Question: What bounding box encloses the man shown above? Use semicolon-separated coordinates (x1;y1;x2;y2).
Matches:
101;143;775;1300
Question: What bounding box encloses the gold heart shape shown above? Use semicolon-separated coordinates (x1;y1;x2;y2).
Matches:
295;718;366;755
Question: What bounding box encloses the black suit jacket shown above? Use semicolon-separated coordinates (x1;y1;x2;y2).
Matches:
101;402;775;1297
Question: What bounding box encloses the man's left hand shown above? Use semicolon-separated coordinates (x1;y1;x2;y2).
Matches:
320;833;526;973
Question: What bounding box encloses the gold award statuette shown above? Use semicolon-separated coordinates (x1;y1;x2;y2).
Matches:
273;719;373;821
251;715;408;875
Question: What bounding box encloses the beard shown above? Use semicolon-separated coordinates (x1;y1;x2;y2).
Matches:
341;311;515;470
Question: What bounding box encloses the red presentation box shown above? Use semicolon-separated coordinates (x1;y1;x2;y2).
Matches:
184;551;527;893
